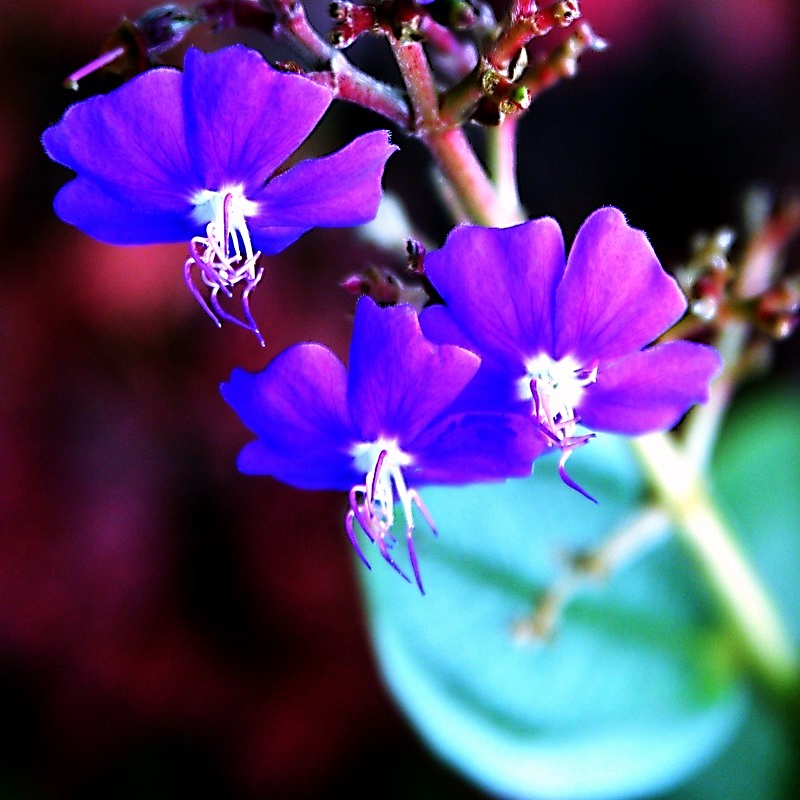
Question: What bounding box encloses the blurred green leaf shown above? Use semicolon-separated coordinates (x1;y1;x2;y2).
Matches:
360;435;747;799
666;700;796;800
664;387;800;799
711;389;800;645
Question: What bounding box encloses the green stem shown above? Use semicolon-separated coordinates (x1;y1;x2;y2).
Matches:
682;322;748;470
485;117;523;219
633;432;799;698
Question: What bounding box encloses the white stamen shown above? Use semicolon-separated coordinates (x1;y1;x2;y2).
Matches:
519;353;597;443
191;185;259;263
351;437;414;527
347;437;434;592
185;185;265;343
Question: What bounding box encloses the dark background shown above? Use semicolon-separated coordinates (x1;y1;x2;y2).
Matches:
1;1;798;797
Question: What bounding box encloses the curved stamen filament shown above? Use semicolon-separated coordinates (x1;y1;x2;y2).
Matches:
345;445;437;593
184;191;264;345
528;356;599;502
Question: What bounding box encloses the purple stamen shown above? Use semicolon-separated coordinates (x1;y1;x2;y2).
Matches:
557;450;598;504
184;233;265;344
530;377;599;501
369;450;388;506
345;502;373;570
183;256;222;327
241;271;266;348
405;524;424;594
189;238;233;297
64;46;126;90
222;193;233;255
410;490;438;537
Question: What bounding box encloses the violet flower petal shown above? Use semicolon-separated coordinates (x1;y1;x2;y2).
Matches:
421;309;536;414
42;67;196;212
348;298;481;444
221;346;359;490
419;305;478;353
409;412;543;486
554;207;688;364
53;178;197;245
182;46;333;194
578;341;724;435
237;224;310;256
250;131;397;234
423;218;566;365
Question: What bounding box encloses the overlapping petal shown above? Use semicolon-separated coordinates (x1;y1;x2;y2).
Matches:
423;218;566;365
554;208;687;364
221;346;358;490
53;178;197;245
578;341;723;434
182;45;333;193
347;298;481;443
43;67;196;213
251;131;398;232
422;208;721;451
409;412;543;486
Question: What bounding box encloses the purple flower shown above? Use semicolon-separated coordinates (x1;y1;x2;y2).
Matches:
221;297;536;592
421;207;723;501
42;45;397;343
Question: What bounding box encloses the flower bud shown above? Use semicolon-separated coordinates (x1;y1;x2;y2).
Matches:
64;4;198;89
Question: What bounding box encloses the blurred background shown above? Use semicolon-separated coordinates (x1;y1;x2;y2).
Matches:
1;0;799;797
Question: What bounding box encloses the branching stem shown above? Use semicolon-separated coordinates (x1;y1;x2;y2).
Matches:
633;432;799;698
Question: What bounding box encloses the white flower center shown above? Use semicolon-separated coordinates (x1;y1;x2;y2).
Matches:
346;437;435;593
350;437;413;526
191;185;259;262
518;353;597;443
184;185;265;344
519;353;600;502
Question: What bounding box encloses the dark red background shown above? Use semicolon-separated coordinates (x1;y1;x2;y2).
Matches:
1;1;799;797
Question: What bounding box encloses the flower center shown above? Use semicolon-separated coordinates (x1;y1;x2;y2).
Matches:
191;186;259;263
520;353;599;502
184;186;265;344
346;437;435;593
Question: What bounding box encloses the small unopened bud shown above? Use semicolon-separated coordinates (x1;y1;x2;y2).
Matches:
713;227;736;253
756;278;800;339
135;4;197;54
329;1;378;48
405;238;426;274
553;0;581;26
690;297;719;322
499;85;532;114
689;271;729;322
64;4;197;89
573;20;608;52
341;265;430;309
528;0;581;35
448;0;477;30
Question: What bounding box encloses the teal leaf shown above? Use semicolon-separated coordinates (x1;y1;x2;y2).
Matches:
711;389;800;646
359;435;747;799
663;387;800;800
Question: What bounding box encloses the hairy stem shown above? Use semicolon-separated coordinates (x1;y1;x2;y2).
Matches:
265;0;411;127
485;117;523;218
388;36;522;227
